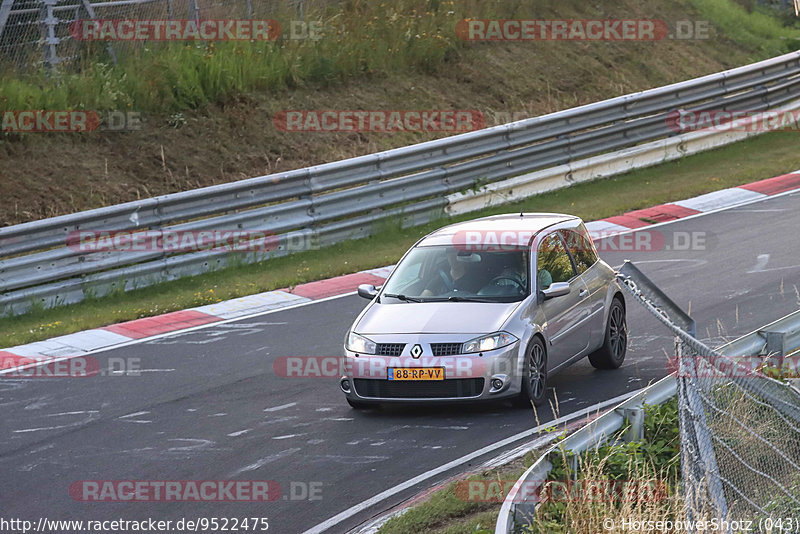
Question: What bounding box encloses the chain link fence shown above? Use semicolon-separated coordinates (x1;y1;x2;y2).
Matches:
677;340;800;523
617;267;800;526
0;0;320;71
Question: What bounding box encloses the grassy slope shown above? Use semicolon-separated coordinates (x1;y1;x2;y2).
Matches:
1;0;797;224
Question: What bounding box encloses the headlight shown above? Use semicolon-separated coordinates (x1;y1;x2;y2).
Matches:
462;332;518;353
346;332;377;354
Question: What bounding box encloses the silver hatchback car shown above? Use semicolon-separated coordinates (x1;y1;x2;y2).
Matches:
340;213;627;408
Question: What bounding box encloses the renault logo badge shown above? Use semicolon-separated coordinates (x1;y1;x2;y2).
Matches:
410;344;423;359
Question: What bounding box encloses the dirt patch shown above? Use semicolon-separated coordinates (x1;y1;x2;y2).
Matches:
0;0;762;226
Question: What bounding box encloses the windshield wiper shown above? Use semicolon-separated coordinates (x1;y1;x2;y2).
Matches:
383;293;424;303
446;296;495;303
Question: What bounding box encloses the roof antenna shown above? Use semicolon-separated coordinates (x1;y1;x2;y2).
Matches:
519;210;524;218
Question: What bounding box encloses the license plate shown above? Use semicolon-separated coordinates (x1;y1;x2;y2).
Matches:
387;367;445;381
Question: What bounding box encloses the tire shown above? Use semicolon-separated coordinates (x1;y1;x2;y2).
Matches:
346;398;373;410
514;337;548;408
588;298;628;369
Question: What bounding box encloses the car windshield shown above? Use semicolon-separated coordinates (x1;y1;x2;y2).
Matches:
381;245;530;303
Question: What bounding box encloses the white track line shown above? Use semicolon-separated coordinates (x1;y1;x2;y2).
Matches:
301;387;646;534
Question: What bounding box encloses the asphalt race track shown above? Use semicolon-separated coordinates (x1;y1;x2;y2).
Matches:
1;191;799;534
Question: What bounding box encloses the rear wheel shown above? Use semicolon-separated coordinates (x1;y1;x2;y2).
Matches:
514;337;548;408
588;298;627;369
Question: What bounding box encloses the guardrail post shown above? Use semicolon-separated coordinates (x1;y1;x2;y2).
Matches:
619;407;644;442
762;329;786;372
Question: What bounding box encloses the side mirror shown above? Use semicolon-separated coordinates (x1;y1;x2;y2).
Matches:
357;284;378;300
540;282;570;300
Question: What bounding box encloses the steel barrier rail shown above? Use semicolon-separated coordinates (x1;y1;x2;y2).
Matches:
494;375;678;534
2;51;800;316
494;282;800;533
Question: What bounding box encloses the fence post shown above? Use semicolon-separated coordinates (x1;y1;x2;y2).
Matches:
189;0;199;24
38;0;60;70
0;0;14;42
80;0;117;64
677;341;729;521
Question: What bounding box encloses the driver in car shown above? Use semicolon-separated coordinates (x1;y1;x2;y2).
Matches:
421;249;483;296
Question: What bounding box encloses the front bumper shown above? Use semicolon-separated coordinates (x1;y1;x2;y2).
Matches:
340;335;523;403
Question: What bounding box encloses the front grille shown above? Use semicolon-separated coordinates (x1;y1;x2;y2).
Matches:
430;343;463;356
353;378;485;399
376;343;405;356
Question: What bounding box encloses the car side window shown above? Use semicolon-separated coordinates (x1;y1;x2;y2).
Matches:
536;233;576;289
560;229;599;275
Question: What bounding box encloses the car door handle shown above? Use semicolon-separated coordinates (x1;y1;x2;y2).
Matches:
579;289;589;298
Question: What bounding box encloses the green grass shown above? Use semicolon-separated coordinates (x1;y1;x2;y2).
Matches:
375;400;679;534
375;450;539;534
691;0;800;58
6;0;800;115
1;129;799;348
528;399;681;533
0;0;515;113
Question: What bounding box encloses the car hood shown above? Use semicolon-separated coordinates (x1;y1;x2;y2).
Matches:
355;300;523;335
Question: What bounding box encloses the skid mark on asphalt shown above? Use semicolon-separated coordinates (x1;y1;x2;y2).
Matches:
230;448;302;476
119;410;150;419
377;424;469;434
261;416;299;425
146;322;289;346
263;402;297;412
310;455;390;465
118;410;152;423
167;438;215;451
109;368;175;375
13;413;98;433
273;433;307;440
748;254;770;273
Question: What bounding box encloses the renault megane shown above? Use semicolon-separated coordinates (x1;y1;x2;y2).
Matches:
340;213;627;408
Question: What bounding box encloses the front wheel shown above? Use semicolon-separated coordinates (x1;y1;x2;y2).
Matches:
514;337;548;408
588;298;627;369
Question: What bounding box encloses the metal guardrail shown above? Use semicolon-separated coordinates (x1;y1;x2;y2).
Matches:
2;51;800;316
495;263;800;534
495;374;678;533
